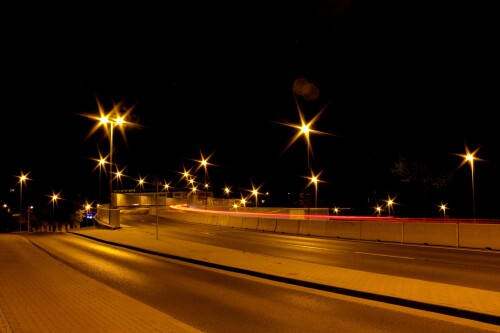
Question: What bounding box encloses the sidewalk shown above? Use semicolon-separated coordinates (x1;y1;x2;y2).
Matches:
68;226;500;328
0;233;201;333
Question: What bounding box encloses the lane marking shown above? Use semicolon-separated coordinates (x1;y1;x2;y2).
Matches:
355;251;414;260
293;244;331;250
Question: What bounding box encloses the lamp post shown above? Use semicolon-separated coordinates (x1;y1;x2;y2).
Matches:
51;193;59;224
98;105;128;208
455;145;483;222
384;195;397;217
154;176;159;240
252;189;259;207
17;171;30;232
305;170;323;209
312;176;318;208
438;202;448;219
194;150;214;206
137;176;146;193
98;157;106;204
276;101;332;209
83;98;136;222
27;205;33;232
466;152;476;221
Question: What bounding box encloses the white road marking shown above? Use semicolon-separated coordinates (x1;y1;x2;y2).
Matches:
355;252;414;260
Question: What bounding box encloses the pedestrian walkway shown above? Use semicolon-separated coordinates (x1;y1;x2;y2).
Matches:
0;234;201;333
68;226;500;329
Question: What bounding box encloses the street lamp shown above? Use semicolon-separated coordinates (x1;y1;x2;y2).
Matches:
50;192;60;224
16;171;30;232
305;170;323;208
252;189;259;208
91;152;107;205
224;186;231;197
438;202;448;219
455;145;483;222
193;150;215;205
85;203;92;227
384;195;397;217
136;175;147;193
246;182;262;208
95;155;107;204
113;167;127;190
81;97;137;207
28;205;33;232
101;115;123;207
276;101;333;208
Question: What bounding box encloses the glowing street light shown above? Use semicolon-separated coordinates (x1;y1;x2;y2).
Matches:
113;167;128;190
252;189;259;208
83;98;136;208
85;203;92;227
374;205;383;217
277;99;332;171
383;195;397;217
454;144;483;221
224;186;231;197
136;175;147;193
305;170;324;208
91;151;108;205
438;202;449;219
192;150;216;205
16;171;30;232
49;192;61;224
244;182;262;208
276;101;334;208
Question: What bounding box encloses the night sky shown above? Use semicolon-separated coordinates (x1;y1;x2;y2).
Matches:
2;1;499;219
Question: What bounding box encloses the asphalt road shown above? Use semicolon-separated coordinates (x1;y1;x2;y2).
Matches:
120;212;500;292
20;232;497;333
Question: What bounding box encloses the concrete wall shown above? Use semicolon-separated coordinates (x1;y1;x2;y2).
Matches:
459;224;500;250
257;218;277;232
403;223;458;247
95;204;121;228
152;208;500;250
360;221;403;243
325;221;361;239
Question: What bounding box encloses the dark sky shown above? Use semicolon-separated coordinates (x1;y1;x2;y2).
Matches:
2;1;499;218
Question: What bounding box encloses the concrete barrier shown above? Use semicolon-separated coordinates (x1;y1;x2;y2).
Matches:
275;218;299;234
360;221;403;243
227;215;243;228
325;221;361;239
217;214;230;227
459;224;500;250
298;219;327;237
403;223;458;247
96;204;120;228
241;216;259;230
257;218;277;232
151;206;500;250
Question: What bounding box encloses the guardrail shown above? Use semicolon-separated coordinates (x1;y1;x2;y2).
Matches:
155;205;500;251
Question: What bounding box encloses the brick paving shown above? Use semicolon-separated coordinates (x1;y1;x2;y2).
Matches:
0;234;201;333
2;226;500;332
